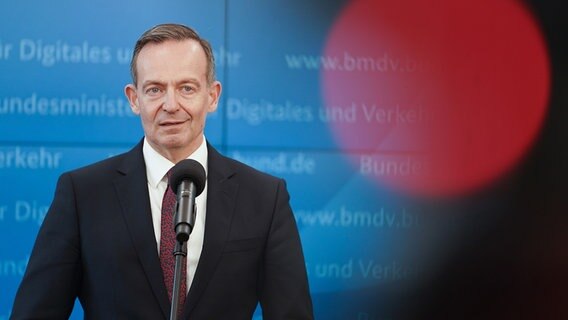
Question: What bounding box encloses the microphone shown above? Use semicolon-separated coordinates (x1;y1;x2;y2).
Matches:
168;159;206;242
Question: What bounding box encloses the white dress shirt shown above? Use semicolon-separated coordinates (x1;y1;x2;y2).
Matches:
142;136;208;293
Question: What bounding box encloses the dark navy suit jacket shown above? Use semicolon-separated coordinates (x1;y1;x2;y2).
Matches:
11;140;313;319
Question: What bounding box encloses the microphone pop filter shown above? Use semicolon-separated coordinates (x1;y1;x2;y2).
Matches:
169;159;206;196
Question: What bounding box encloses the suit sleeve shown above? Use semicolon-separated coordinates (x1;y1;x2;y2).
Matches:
259;179;314;319
11;173;82;319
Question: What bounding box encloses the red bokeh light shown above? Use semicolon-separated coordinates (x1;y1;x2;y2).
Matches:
322;0;550;196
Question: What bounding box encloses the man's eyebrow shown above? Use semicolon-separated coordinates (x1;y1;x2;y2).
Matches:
141;80;165;89
177;78;201;86
141;78;202;88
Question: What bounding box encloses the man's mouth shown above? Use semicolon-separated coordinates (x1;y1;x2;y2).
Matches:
160;119;187;126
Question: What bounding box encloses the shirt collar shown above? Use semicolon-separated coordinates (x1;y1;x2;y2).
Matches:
143;136;209;188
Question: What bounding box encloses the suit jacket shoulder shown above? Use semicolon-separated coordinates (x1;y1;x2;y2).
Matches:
208;145;283;185
65;140;145;183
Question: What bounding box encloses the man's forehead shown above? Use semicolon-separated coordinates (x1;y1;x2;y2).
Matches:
138;39;205;61
136;39;208;81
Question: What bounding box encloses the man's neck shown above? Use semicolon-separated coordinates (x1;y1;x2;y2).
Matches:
147;136;204;164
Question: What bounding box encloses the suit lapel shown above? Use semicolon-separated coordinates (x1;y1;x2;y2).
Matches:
183;144;238;318
113;140;170;319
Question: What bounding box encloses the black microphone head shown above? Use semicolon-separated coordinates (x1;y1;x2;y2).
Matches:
169;159;206;196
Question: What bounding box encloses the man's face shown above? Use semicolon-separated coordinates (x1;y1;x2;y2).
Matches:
125;39;221;162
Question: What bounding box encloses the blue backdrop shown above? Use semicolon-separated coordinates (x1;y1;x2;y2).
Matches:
1;0;567;319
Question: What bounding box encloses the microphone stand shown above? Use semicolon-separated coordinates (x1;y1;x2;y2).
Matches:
170;240;187;320
170;180;197;320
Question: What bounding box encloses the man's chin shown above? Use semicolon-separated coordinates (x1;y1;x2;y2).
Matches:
161;139;187;150
160;135;200;150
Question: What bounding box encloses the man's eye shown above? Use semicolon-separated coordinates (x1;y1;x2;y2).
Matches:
181;86;193;93
147;87;161;94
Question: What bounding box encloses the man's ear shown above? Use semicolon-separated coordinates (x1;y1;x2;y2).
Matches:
207;81;222;113
125;84;140;115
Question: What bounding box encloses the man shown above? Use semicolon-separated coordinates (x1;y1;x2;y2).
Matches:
11;24;313;319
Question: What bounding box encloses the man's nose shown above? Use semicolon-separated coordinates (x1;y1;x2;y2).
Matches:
162;88;180;112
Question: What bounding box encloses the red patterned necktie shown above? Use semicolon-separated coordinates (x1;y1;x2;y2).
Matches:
160;171;187;315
